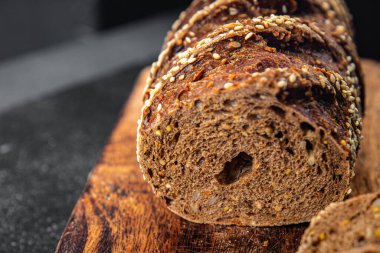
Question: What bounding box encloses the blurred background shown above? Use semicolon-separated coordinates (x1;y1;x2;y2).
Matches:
0;1;377;252
0;0;377;62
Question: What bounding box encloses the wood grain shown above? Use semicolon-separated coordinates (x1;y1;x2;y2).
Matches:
55;60;380;253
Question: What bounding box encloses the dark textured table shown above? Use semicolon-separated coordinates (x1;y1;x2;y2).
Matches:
0;64;144;253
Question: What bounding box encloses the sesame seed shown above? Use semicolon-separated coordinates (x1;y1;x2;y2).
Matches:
319;75;327;87
185;37;192;43
335;25;346;34
179;58;188;64
157;103;162;111
322;2;330;11
285;21;293;26
224;23;237;29
166;125;172;132
245;32;254;40
259;77;268;84
234;25;244;31
229;41;241;48
212;53;221;60
255;24;265;30
282;5;287;13
289;74;297;83
179;74;185;80
277;80;287;88
188;57;197;63
171;66;180;72
155;130;162;136
275;18;284;25
170;76;175;82
224;82;234;89
329;74;336;83
229;7;238;16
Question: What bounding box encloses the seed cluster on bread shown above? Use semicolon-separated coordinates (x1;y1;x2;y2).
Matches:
297;193;380;253
137;0;364;226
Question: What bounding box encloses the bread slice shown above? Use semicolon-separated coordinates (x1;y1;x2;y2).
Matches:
297;193;380;253
137;0;364;226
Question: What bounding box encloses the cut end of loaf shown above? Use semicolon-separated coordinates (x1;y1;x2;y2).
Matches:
138;79;351;226
297;193;380;253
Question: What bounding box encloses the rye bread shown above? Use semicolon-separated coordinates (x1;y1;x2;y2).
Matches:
297;193;380;253
137;0;364;226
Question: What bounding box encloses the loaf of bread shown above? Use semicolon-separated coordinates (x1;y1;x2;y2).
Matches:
297;193;380;253
137;0;364;226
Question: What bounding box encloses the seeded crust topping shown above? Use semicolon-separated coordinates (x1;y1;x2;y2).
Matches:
140;13;362;163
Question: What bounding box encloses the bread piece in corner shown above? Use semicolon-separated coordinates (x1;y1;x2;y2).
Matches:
297;193;380;253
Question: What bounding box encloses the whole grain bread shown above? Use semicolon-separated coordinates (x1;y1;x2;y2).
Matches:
297;193;380;253
137;0;364;226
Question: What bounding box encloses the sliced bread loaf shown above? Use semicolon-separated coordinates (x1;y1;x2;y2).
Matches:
137;0;364;226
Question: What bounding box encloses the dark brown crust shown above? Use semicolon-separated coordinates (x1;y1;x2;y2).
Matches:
137;0;364;226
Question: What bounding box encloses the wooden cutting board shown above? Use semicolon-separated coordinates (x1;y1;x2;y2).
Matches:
55;60;380;253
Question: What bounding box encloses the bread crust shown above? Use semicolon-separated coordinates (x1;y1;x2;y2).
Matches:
137;0;364;226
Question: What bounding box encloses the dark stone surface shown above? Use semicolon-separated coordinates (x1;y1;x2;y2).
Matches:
0;64;144;252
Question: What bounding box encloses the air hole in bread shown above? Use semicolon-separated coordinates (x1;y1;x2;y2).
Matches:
285;147;295;155
173;132;181;144
333;174;343;182
300;122;315;133
356;235;365;246
247;113;259;121
251;93;262;99
317;166;323;175
275;131;284;139
223;99;237;107
194;99;202;109
305;140;314;152
197;157;205;166
242;124;249;130
216;152;253;185
148;168;153;178
164;197;173;206
320;129;325;140
270;105;286;118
